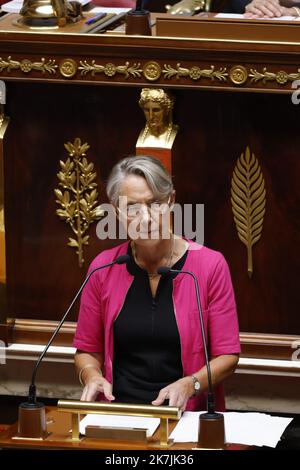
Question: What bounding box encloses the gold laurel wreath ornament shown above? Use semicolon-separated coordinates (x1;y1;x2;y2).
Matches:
54;138;102;268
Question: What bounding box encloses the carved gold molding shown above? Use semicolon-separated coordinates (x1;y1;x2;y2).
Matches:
163;63;228;81
0;56;57;74
79;61;143;78
75;63;300;87
231;147;266;279
249;68;300;85
59;59;77;78
229;65;248;85
143;61;162;82
54;138;100;268
0;56;298;88
78;60;228;82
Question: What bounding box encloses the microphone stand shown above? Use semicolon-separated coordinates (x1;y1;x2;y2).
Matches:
17;255;129;439
125;0;152;35
158;267;225;449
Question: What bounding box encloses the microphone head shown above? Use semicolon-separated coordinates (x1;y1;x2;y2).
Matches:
136;0;142;10
157;266;171;275
115;254;130;265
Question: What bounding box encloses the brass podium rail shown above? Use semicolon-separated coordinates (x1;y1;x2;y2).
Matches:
57;400;182;447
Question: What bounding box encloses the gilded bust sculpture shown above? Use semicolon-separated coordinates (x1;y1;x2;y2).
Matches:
166;0;207;15
136;88;178;150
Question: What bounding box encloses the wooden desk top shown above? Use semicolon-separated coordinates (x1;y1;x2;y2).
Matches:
0;407;248;450
0;407;195;450
0;12;299;94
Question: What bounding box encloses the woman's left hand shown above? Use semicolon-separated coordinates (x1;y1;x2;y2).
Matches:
151;377;194;411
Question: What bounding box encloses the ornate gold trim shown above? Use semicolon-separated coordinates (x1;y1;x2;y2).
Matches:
142;61;162;82
0;57;57;75
1;56;298;89
162;63;228;81
229;65;248;85
231;147;266;279
59;59;77;79
79;61;143;78
54;138;100;268
249;68;300;85
78;60;228;82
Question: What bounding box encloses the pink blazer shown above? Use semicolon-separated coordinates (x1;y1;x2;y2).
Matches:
73;240;241;411
92;1;136;6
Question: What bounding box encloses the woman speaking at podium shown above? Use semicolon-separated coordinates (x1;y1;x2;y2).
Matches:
73;156;240;412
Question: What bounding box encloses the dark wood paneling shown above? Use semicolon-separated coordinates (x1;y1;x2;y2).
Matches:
172;89;300;335
4;83;142;322
0;23;299;345
2;85;300;336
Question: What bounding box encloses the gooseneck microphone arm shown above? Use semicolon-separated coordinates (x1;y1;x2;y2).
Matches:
157;266;215;414
28;254;129;405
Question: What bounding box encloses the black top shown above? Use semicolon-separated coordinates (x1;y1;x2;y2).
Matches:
113;243;188;404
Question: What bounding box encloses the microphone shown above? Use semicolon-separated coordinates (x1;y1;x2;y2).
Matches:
157;266;225;449
125;0;151;36
17;254;129;439
136;0;143;10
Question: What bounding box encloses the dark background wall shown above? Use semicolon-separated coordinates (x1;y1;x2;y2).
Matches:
3;82;300;334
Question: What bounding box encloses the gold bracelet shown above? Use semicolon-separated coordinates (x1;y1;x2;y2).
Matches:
293;6;300;17
78;364;101;386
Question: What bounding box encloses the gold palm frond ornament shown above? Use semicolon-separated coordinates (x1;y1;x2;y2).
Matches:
231;147;266;278
54;138;102;268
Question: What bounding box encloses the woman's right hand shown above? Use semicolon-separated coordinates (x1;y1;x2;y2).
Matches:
244;0;285;17
80;375;115;402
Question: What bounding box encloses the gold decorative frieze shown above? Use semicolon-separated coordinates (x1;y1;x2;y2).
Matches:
143;61;162;82
162;64;228;81
0;55;299;89
249;68;300;85
54;138;101;268
59;59;77;78
78;60;228;82
0;56;57;74
231;147;266;279
229;66;248;85
79;61;143;79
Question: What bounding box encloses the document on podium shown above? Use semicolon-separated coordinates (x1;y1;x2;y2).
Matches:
170;411;292;448
89;7;132;14
215;13;300;21
79;414;160;438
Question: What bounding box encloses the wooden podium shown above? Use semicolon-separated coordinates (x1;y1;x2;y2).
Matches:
0;406;249;450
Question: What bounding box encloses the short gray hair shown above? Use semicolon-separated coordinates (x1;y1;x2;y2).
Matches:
106;155;173;206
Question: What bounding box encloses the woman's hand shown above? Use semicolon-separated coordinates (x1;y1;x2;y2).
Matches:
80;375;115;402
151;377;194;411
244;0;285;17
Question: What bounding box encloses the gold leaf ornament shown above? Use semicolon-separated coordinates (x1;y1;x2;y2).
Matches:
55;138;101;268
231;147;266;278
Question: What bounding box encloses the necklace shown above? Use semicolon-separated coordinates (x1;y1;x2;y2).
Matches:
131;235;175;279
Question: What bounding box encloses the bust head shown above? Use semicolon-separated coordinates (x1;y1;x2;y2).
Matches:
139;88;175;137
